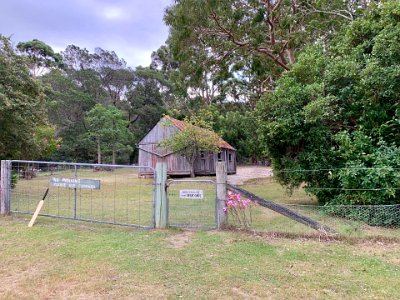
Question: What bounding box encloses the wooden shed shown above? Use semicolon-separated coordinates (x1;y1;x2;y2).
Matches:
137;116;236;176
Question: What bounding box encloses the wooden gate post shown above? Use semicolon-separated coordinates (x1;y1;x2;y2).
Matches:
155;162;168;228
216;162;227;229
1;160;12;215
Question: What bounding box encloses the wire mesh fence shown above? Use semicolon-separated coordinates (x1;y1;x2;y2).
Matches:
230;167;400;237
167;179;216;229
246;203;400;236
3;161;399;236
9;160;155;228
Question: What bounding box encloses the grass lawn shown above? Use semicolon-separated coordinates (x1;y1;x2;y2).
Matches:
1;216;399;299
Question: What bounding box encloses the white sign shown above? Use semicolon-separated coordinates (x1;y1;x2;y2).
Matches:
179;189;204;199
50;178;100;190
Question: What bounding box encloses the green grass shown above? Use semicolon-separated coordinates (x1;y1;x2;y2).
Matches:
1;217;399;299
242;177;317;205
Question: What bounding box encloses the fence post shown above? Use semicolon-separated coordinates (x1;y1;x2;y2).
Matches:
216;161;227;229
155;162;167;228
1;160;12;215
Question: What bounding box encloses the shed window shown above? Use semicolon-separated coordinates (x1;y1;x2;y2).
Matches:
200;151;205;159
228;153;232;162
217;152;222;161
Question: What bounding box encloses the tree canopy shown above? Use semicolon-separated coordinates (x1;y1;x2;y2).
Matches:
86;104;133;165
41;46;168;163
0;35;59;160
164;0;363;106
17;39;64;77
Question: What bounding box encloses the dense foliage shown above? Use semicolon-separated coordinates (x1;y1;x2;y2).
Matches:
0;36;59;160
257;1;400;205
42;46;167;163
162;0;368;161
85;104;133;164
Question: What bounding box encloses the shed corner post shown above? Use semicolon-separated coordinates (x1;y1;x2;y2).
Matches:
216;161;227;229
155;162;168;228
0;160;12;215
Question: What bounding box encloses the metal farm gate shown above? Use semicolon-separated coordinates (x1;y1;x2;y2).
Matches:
166;179;217;229
8;160;155;228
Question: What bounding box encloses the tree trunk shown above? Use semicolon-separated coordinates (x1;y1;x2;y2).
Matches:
285;48;296;65
112;145;116;165
190;151;197;178
97;138;101;164
190;164;195;178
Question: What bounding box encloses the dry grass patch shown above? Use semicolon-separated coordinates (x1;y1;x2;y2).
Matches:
165;230;194;249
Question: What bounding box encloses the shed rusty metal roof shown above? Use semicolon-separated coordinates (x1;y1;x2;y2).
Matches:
165;116;235;150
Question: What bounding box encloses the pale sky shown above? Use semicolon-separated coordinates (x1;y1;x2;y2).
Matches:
0;0;172;68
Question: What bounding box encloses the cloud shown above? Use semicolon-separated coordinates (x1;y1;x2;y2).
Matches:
0;0;171;68
101;6;128;21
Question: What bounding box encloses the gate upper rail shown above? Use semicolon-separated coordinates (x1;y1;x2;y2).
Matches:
166;178;215;186
11;160;154;171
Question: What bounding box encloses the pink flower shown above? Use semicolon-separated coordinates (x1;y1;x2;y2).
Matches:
226;192;254;211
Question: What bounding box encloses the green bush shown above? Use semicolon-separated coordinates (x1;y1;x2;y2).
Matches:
257;1;400;205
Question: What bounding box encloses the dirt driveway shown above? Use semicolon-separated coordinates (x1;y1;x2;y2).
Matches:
227;165;272;185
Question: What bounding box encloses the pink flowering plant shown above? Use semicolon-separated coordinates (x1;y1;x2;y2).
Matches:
224;191;256;228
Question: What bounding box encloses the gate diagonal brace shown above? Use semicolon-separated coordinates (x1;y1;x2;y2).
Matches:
226;184;336;235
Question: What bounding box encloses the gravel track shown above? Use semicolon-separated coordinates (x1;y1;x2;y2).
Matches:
227;165;272;185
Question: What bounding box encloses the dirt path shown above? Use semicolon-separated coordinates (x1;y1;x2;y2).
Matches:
227;165;272;185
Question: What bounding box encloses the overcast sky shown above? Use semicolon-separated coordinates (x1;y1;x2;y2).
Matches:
0;0;172;68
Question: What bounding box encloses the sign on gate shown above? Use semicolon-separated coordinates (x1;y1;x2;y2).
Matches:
50;177;101;190
179;189;204;199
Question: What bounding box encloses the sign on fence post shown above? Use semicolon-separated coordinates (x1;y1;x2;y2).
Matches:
179;189;204;199
155;162;167;228
0;160;11;215
216;162;227;229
